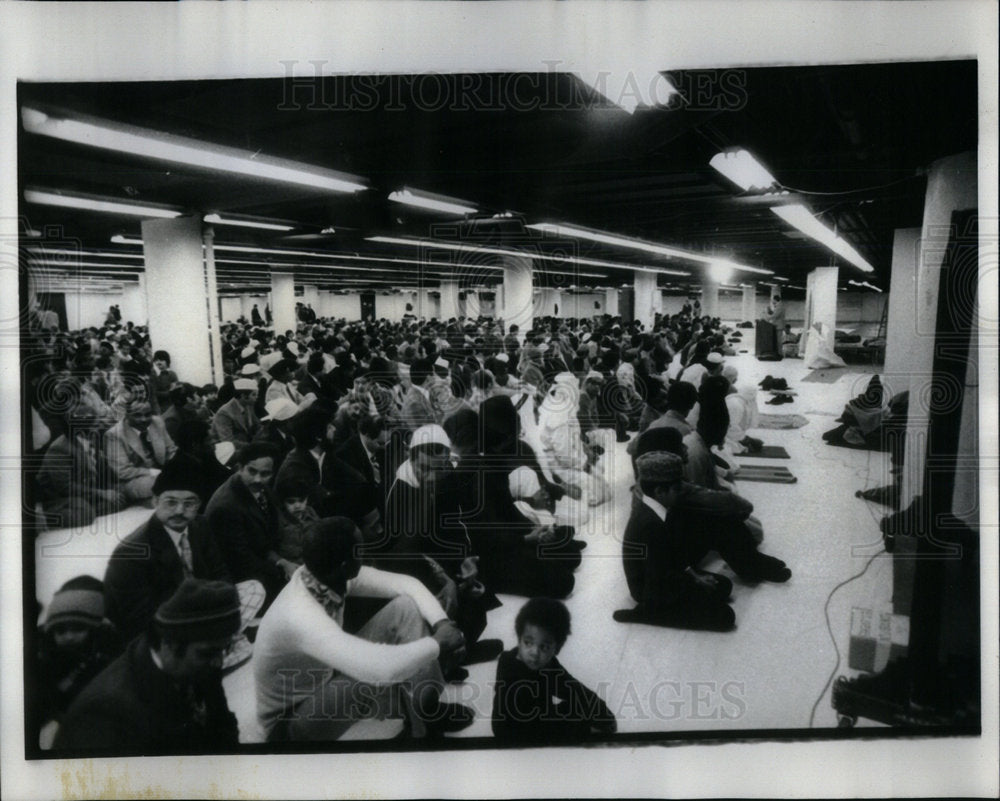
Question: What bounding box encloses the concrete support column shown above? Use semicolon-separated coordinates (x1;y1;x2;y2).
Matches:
604;288;620;317
701;278;720;318
801;266;839;354
202;226;224;384
883;228;921;396
634;271;659;329
899;151;977;511
439;281;459;321
270;272;296;336
465;290;482;320
121;274;147;327
501;255;534;333
141;216;216;385
741;282;757;323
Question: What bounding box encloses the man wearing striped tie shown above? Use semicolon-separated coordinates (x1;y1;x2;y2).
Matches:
103;462;264;663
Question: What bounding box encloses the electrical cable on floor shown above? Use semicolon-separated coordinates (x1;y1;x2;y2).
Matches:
808;548;888;728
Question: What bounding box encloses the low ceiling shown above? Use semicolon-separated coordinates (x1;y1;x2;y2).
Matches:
18;60;977;298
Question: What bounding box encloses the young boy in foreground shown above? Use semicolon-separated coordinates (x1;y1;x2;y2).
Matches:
492;598;616;742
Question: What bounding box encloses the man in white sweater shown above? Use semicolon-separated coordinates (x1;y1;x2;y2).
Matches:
252;516;471;741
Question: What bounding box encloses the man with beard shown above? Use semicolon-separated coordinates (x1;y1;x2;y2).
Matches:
53;578;242;754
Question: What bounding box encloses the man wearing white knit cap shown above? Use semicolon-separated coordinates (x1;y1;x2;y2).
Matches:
370;424;503;671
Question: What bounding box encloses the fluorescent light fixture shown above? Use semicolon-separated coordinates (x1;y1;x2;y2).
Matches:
388;188;477;216
771;204;874;272
22;107;366;194
773;276;789;282
707;260;736;284
847;279;883;293
28;247;143;260
24;189;181;218
575;70;678;114
709;149;778;192
526;222;770;275
368;235;681;278
204;214;294;232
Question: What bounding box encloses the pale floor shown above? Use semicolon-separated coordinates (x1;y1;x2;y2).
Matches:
34;343;896;743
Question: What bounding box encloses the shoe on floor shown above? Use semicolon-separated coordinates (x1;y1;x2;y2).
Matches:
445;665;470;682
423;702;476;736
741;554;792;583
463;638;504;665
613;607;647;624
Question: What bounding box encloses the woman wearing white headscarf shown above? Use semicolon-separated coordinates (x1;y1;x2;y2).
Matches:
537;373;611;507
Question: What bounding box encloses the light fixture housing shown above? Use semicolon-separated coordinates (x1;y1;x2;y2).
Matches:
525;222;770;275
24;188;181;218
388;188;477;216
204;214;294;232
709;149;779;192
771;204;874;272
22;106;367;194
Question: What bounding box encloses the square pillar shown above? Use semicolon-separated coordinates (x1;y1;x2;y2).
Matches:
634;272;658;328
141;216;216;385
439;281;459;321
270;272;296;336
501;255;534;332
701;278;720;318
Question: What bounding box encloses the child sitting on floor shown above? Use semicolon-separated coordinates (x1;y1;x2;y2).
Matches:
492;598;616;742
275;475;320;565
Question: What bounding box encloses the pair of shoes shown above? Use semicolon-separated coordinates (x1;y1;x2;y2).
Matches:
463;638;504;665
445;665;470;682
765;394;794;405
423;701;476;736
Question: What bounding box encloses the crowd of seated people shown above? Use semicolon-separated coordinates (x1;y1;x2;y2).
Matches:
26;301;786;750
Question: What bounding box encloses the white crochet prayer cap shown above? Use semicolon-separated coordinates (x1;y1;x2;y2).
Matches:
508;466;541;499
409;424;451;451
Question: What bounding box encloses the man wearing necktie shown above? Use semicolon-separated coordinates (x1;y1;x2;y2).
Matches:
104;400;177;505
103;462;263;647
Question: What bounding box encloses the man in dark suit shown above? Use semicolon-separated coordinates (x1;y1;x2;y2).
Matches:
296;352;329;404
205;442;292;606
103;463;232;642
335;413;389;494
54;579;241;754
614;451;790;632
253;397;298;463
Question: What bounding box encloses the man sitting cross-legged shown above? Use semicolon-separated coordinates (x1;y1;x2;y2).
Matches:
252;517;474;741
614;451;790;632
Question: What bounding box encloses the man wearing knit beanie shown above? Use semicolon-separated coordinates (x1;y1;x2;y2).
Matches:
54;578;241;753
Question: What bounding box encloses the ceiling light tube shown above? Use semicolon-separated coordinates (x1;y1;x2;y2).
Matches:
526;222;769;274
367;235;678;278
771;204;874;272
24;189;181;218
709;149;779;192
22;107;366;194
28;247;144;260
204;214;294;232
388;188;477;215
